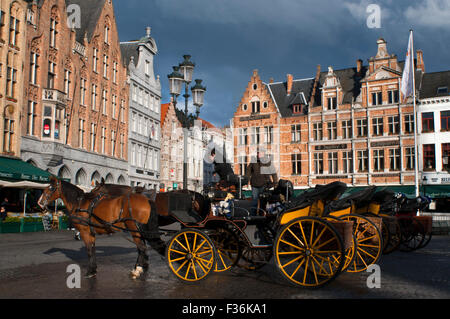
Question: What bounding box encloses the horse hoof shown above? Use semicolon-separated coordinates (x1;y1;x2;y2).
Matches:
130;266;144;279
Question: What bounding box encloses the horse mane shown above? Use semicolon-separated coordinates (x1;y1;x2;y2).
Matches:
60;180;86;205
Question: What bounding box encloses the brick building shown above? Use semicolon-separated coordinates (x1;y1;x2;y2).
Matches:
233;38;424;191
20;0;129;188
0;0;28;157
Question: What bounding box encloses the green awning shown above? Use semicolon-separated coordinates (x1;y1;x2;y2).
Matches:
0;156;52;183
421;185;450;198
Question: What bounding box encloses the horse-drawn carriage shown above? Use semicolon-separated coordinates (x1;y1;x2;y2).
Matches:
37;175;431;288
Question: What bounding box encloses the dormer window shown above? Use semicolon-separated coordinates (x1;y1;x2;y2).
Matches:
251;101;260;113
327;97;337;110
293;104;302;114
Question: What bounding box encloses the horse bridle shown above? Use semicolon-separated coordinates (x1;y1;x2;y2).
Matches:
39;179;61;209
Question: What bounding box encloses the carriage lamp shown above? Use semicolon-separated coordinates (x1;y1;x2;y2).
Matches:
167;66;184;99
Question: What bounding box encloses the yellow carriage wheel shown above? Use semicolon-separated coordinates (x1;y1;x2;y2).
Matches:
208;227;241;273
166;229;217;282
274;217;345;288
339;214;383;273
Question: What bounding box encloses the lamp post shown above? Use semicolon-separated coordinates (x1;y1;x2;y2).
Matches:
167;55;206;190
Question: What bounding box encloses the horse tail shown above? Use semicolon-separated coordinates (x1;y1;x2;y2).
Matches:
142;200;166;256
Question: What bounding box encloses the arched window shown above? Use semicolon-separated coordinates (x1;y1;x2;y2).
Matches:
91;171;101;185
58;165;71;182
75;168;87;186
50;7;59;48
105;173;114;184
117;175;126;185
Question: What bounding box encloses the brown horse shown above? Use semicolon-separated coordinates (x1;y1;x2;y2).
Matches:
92;179;210;221
38;176;162;279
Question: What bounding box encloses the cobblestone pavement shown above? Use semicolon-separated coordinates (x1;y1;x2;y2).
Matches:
0;230;449;299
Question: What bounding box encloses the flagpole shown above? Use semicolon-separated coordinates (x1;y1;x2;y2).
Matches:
410;29;420;199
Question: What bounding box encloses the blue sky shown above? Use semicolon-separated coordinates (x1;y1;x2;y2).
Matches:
114;0;450;127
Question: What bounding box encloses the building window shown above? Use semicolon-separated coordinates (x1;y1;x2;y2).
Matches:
388;90;399;104
404;114;414;133
356;119;368;137
389;148;401;171
9;15;20;46
90;123;97;152
112;95;117;119
101;127;106;154
293;104;302;114
292;153;301;175
6;67;17;98
145;60;151;77
423;144;435;170
372;117;383;136
111;130;116;156
78;119;85;149
49;18;57;48
373;149;384;171
291;125;301;143
102;89;108;115
343;151;353;173
422;112;434;133
357;150;368;172
251;101;260;113
91;84;98;110
313;123;323;141
30;52;39;84
48;61;56;89
251;127;260;145
238;156;247;176
388;116;399;135
0;11;5;40
442;143;450;171
93;48;99;73
103;55;108;78
120;134;124;158
405;147;415;170
328;152;338;174
441;111;450;132
327;97;337;110
371;91;383;106
327;122;337;140
3;118;14;153
27;101;37;136
239;128;248;145
64;70;71;97
80;78;87;105
314;153;323;175
265;126;273;144
120;100;125;123
342;120;352;139
104;25;109;44
113;61;118;84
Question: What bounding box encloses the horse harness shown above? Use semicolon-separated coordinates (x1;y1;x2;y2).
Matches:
70;192;142;237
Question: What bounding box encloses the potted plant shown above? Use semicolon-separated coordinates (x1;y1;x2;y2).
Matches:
0;217;22;233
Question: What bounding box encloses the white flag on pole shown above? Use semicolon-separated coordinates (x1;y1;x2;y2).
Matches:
401;32;414;100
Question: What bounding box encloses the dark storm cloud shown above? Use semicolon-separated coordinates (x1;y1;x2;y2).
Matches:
114;0;450;127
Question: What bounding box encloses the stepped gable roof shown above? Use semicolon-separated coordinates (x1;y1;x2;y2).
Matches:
160;103;170;128
65;0;106;43
420;71;450;99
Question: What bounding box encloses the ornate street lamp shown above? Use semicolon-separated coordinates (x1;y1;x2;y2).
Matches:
167;56;206;190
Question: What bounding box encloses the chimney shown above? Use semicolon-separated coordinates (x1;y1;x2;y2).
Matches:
269;77;274;84
356;59;363;74
286;74;293;95
252;69;258;77
416;50;425;72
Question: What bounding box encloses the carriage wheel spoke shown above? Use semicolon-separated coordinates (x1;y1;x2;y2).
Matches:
286;228;306;248
281;255;304;269
184;233;191;253
288;257;306;279
191;260;198;280
193;239;207;254
311;226;327;248
314;237;337;250
280;238;305;251
169;248;187;256
175;259;189;274
311;255;330;276
302;257;310;284
185;260;192;279
358;247;377;261
298;222;309;249
174;238;188;252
